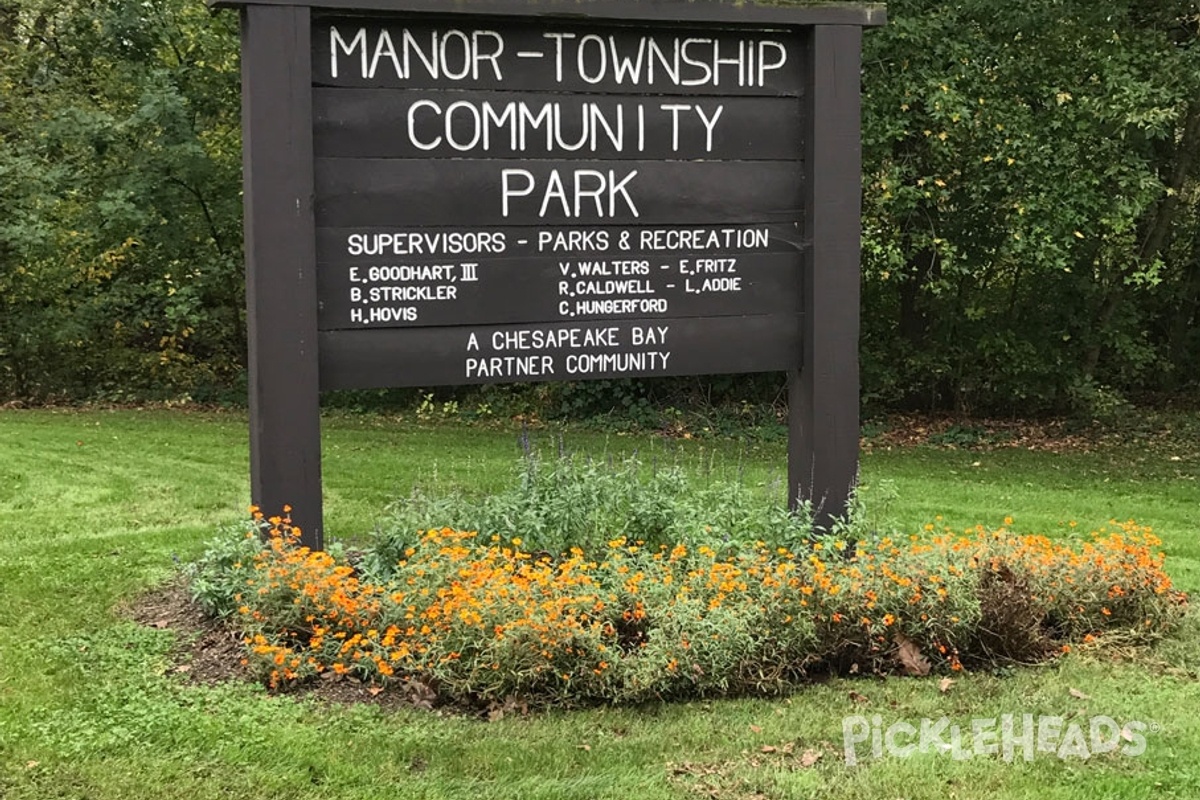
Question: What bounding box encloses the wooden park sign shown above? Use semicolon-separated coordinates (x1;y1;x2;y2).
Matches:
211;0;886;549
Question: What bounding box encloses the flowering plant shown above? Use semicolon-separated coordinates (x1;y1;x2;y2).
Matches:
217;509;1186;705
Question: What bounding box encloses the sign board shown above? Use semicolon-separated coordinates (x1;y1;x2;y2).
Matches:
213;0;886;549
312;16;807;389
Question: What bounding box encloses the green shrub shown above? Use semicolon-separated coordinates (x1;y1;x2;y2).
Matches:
210;516;1186;706
365;451;815;582
182;521;266;618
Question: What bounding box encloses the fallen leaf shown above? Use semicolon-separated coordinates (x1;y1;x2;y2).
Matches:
799;749;822;768
668;761;727;778
150;619;170;629
895;633;932;676
485;695;528;722
577;744;591;752
406;678;437;710
760;745;777;754
25;761;39;770
367;686;384;697
1069;688;1092;701
174;664;192;674
749;724;762;734
938;677;955;694
848;691;870;705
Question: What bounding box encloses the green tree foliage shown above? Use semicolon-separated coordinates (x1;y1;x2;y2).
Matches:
862;0;1200;414
0;0;1197;414
0;0;243;401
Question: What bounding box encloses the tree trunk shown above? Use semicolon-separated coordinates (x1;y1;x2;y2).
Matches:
1081;286;1124;380
1139;103;1200;266
898;246;938;346
1166;258;1200;386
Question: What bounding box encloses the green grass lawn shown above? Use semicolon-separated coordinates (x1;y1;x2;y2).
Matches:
0;408;1198;799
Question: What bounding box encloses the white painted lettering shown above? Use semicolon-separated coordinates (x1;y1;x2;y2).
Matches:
539;170;571;218
758;40;787;85
330;26;368;80
695;104;724;152
369;29;402;80
609;35;645;83
577;34;607;84
544;32;576;82
408;99;442;150
501;169;536;217
472;30;504;80
660;104;690;151
440;29;472;80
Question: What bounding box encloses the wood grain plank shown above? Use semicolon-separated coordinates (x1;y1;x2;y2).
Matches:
314;158;805;227
319;314;803;389
313;88;804;160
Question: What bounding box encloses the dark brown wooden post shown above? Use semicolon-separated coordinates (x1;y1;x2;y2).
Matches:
241;4;324;549
789;24;864;532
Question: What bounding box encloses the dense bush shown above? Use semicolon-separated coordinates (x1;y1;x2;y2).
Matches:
182;521;269;619
3;0;1200;414
191;509;1186;707
859;0;1200;415
364;451;810;580
0;0;244;402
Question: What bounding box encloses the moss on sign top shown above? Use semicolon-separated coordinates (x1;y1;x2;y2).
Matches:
208;0;886;26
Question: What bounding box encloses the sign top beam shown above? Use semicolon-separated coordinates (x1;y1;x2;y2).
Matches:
208;0;886;27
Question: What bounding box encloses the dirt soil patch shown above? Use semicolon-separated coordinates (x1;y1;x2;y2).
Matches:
121;580;424;711
124;580;247;685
